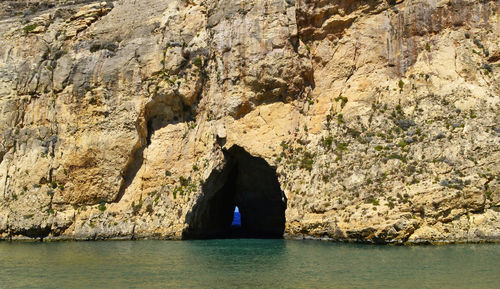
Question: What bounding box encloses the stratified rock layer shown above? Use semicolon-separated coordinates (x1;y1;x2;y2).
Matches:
0;0;498;243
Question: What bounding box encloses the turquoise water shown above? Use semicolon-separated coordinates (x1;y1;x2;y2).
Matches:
0;240;499;288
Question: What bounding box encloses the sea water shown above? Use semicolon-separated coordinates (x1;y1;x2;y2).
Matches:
0;239;498;288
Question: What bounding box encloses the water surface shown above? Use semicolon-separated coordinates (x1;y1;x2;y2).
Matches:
0;239;498;288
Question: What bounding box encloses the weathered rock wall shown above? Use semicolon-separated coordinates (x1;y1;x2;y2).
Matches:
0;0;498;243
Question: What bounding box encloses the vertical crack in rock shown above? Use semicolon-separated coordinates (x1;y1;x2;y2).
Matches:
114;94;194;203
114;137;146;204
183;145;287;239
203;0;313;119
386;0;497;75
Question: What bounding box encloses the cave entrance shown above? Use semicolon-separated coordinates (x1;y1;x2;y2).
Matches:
183;145;287;239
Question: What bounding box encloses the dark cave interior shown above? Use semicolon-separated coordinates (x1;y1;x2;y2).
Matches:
183;146;287;239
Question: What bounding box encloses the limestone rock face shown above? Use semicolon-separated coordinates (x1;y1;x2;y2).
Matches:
0;0;498;243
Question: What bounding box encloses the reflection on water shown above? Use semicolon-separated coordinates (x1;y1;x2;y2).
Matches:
0;239;499;288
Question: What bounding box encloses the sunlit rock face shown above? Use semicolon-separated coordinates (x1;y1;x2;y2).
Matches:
0;0;499;243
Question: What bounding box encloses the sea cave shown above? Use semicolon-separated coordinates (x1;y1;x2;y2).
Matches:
183;145;287;239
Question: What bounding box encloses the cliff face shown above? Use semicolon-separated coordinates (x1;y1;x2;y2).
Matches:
0;0;498;243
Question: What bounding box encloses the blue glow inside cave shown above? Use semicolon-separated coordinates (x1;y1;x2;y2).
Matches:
231;206;241;227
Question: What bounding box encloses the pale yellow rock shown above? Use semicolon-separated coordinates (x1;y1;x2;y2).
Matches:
0;0;498;243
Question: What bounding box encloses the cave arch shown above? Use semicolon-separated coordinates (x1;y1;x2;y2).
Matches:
183;145;287;239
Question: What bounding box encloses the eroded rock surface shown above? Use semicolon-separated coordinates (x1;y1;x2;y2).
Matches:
0;0;498;243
